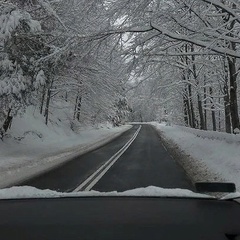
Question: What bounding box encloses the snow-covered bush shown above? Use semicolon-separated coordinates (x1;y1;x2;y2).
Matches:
0;2;48;136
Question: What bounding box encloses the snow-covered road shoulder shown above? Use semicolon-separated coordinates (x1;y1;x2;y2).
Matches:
0;125;132;188
151;122;240;191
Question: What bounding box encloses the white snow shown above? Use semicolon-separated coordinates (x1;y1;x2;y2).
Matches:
0;10;22;40
0;107;131;188
0;186;213;199
176;125;240;144
151;122;240;191
233;128;240;134
221;192;240;200
34;70;46;88
0;9;41;41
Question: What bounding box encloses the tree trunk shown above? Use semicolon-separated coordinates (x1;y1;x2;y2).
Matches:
76;96;82;121
182;73;192;127
212;107;217;131
3;108;13;132
44;79;53;125
220;3;239;132
191;44;205;130
197;93;205;130
0;108;13;139
73;95;78;120
210;87;217;131
228;54;240;132
40;84;46;115
224;92;231;133
180;45;194;127
184;44;196;128
183;96;189;126
218;92;221;131
223;60;231;133
203;76;207;130
188;83;196;128
182;77;191;126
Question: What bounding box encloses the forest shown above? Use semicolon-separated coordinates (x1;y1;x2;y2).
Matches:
1;0;240;138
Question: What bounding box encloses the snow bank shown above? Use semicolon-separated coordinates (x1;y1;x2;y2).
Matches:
177;125;240;144
0;186;212;199
151;122;240;191
0;107;132;188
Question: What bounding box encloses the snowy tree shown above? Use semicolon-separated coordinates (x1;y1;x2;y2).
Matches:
105;0;240;133
0;1;46;138
112;97;131;126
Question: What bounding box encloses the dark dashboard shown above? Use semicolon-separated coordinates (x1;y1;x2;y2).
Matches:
0;196;239;240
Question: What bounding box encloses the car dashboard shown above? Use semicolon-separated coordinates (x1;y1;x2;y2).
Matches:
0;196;239;240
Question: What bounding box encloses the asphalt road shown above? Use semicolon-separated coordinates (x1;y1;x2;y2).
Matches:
19;125;194;192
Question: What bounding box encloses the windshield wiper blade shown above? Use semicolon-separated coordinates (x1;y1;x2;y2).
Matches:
195;182;236;193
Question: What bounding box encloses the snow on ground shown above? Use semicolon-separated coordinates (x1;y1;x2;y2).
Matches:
177;125;240;144
0;186;213;199
0;107;131;188
151;122;240;191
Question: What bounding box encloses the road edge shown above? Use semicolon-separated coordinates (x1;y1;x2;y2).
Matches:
0;125;133;189
151;124;225;187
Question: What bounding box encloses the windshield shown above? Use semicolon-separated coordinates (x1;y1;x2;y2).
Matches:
0;0;240;200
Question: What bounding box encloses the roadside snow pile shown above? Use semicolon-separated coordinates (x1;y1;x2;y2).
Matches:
0;186;212;199
177;125;240;144
151;122;240;191
0;107;131;188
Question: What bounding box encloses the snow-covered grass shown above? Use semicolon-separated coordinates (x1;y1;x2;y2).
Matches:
0;186;213;199
177;125;240;144
151;122;240;191
0;107;131;188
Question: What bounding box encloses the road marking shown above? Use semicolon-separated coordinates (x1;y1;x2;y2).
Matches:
73;125;142;192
